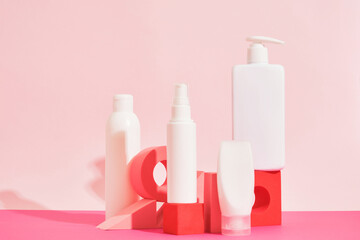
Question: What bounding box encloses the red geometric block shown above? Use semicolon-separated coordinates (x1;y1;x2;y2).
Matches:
203;172;221;233
163;203;205;235
197;171;205;203
202;170;282;232
129;146;167;202
97;199;159;230
129;146;205;204
251;170;281;226
156;203;165;228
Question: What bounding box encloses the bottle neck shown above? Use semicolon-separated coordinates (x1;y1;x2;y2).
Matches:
171;105;191;121
113;94;133;112
247;43;268;64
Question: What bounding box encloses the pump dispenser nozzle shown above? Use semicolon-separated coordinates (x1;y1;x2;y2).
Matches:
246;36;284;64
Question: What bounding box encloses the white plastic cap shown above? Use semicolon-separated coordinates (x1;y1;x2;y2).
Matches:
173;83;189;105
247;36;284;64
221;215;251;236
113;94;133;112
170;84;192;122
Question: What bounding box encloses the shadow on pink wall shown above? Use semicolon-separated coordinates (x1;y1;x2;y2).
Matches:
88;157;105;201
0;156;106;211
0;157;106;226
0;190;47;210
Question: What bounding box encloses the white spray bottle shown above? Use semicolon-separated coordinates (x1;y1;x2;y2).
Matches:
167;84;197;203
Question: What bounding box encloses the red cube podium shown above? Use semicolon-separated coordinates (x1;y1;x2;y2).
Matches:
163;203;205;235
251;170;281;226
203;170;281;233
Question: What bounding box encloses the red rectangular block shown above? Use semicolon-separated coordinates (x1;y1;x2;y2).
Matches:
97;199;158;230
197;171;205;203
204;172;221;233
163;203;205;235
252;170;281;226
202;170;281;232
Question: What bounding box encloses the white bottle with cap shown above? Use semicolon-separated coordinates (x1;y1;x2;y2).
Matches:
105;94;140;219
233;36;285;170
167;84;197;203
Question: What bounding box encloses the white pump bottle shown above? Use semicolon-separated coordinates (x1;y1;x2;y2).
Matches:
167;84;197;203
233;36;285;170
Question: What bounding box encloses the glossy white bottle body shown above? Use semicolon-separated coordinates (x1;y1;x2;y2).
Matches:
233;63;285;170
167;84;197;203
217;141;255;236
105;95;140;219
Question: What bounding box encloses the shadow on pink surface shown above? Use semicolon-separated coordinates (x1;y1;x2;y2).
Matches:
0;190;103;226
9;210;104;226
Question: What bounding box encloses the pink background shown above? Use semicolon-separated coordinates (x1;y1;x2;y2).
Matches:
0;0;359;211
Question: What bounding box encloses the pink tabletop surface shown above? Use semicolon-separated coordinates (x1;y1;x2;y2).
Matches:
0;211;359;240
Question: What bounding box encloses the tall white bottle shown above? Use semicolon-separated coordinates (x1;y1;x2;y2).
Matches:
233;36;285;170
105;94;140;219
167;84;197;203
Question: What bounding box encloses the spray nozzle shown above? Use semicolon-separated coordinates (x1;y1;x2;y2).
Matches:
246;36;284;64
173;84;189;105
171;83;192;121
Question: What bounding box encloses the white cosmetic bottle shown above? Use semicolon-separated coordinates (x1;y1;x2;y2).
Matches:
233;36;285;170
217;141;255;236
167;84;197;203
105;94;140;219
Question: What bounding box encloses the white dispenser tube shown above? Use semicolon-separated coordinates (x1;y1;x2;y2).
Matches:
105;95;140;219
167;84;197;203
217;141;255;236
